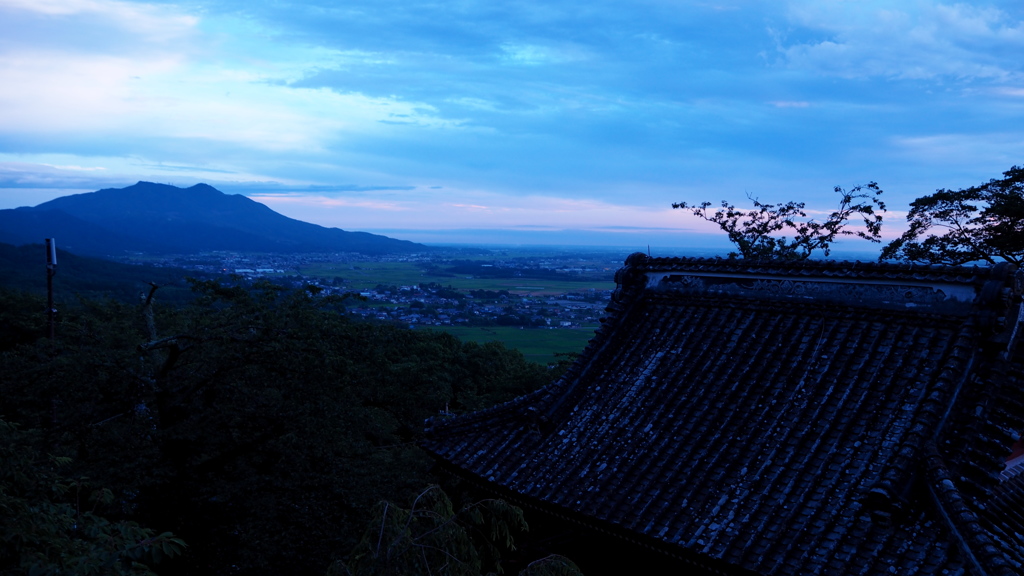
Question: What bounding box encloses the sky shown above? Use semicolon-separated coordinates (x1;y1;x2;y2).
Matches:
1;0;1023;253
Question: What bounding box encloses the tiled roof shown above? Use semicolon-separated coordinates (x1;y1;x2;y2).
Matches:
981;471;1024;568
423;255;1024;576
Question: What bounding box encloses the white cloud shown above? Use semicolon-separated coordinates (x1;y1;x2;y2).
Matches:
0;1;463;157
0;0;197;41
249;188;724;233
43;164;107;171
777;1;1024;81
770;100;810;108
499;42;588;66
890;131;1024;167
500;44;552;65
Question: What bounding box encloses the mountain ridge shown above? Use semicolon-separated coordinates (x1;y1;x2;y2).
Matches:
0;181;428;258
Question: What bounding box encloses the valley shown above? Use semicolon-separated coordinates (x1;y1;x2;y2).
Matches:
115;246;628;364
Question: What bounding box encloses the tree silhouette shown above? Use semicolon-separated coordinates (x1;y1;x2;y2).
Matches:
673;183;885;260
881;165;1024;266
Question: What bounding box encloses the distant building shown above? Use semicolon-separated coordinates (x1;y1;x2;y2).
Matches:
424;254;1024;575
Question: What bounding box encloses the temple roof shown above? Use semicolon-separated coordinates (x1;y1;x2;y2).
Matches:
423;255;1024;576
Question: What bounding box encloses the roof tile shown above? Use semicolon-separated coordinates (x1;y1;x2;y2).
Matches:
424;256;1024;575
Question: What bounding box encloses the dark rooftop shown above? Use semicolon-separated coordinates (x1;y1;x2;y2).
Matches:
423;255;1024;576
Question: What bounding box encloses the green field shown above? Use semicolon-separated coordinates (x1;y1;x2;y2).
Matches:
428;325;600;364
301;261;613;294
301;261;422;287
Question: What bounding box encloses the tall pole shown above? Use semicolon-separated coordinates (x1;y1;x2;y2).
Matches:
46;238;56;340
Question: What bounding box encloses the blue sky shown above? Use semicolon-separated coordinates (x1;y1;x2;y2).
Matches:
1;0;1023;252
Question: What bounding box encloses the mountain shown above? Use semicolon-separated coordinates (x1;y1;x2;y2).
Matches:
0;182;428;257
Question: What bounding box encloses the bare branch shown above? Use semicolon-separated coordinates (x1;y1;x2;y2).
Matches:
674;183;884;260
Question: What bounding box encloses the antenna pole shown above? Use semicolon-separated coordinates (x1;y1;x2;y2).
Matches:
45;238;56;340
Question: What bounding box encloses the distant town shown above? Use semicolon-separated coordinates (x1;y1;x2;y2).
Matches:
120;247;628;333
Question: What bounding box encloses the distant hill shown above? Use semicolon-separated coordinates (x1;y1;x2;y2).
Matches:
0;181;428;258
0;242;206;304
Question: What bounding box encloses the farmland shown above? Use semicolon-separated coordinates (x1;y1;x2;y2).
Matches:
427;325;600;364
126;247;624;363
299;260;616;295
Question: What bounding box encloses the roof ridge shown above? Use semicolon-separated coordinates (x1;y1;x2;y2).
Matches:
622;253;1014;287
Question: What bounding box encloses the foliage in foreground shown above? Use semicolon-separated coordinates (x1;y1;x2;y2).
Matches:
0;280;553;575
0;419;185;575
333;485;582;576
881;164;1024;265
673;183;885;260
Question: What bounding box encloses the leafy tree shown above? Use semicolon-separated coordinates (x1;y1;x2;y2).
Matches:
332;485;582;576
0;289;46;352
880;165;1024;265
0;419;185;575
0;280;552;575
673;183;885;260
